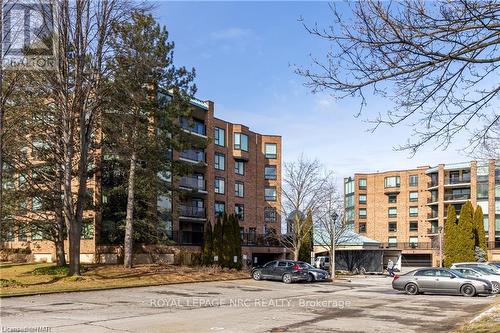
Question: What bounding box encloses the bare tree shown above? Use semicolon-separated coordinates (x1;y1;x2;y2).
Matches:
45;0;133;275
296;0;499;155
313;181;352;279
281;155;330;260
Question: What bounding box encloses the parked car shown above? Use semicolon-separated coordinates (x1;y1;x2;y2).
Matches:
451;262;500;274
487;262;500;269
392;268;492;297
314;256;330;270
452;267;500;293
298;262;330;282
251;260;309;283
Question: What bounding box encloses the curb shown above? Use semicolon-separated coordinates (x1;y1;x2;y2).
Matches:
0;277;251;298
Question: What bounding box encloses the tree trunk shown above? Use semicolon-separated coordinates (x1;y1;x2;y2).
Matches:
54;211;67;266
123;151;137;269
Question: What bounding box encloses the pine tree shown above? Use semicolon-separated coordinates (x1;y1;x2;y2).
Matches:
298;211;314;263
473;205;488;259
212;216;223;265
231;214;242;270
444;204;458;267
222;213;233;268
106;11;197;268
202;221;213;265
457;201;475;262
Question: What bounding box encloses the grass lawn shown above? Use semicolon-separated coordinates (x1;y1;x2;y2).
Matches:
0;263;249;297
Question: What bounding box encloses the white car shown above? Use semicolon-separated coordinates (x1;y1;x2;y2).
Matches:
451;262;500;275
452;266;500;293
314;256;330;270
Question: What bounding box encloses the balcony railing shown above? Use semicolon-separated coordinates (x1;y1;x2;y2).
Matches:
427;212;439;219
427;180;439;188
445;177;471;185
180;150;205;163
180;118;206;136
180;176;206;191
444;193;471;201
427;197;439;204
427;228;440;234
379;242;437;250
179;205;206;219
241;233;283;247
487;241;500;249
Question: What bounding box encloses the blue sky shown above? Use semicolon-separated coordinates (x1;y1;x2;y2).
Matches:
154;1;472;181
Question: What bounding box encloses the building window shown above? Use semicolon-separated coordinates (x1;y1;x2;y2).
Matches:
359;208;367;219
234;133;249;151
235;160;245;175
214;177;225;194
18;224;27;241
214;153;225;170
359;222;366;233
409;206;418;217
215;201;225;217
388;222;397;232
388;207;397;218
409;236;418;247
235;204;244;220
81;219;94;239
359;179;367;190
409;191;418;202
264;165;277;180
235;181;244;197
264;207;277;222
31;227;43;241
477;183;489;199
409;175;418;187
409;221;418;232
388;193;397;203
265;187;277;201
384;176;400;188
359;194;367;204
264;143;277;159
214;127;225;146
344;178;354;195
32;197;42;211
388;237;397;247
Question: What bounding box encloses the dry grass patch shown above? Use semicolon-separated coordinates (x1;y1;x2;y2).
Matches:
0;263;249;296
453;304;500;333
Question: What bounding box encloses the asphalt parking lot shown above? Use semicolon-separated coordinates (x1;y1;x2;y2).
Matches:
1;275;496;333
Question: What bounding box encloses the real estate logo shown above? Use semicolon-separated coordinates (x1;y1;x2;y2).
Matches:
1;0;56;70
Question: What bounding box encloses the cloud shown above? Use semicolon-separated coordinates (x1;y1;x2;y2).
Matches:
209;28;252;41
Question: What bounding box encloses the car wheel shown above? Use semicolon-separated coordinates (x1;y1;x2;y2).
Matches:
282;273;292;284
252;270;262;281
404;283;419;295
461;284;476;297
307;273;315;283
492;282;500;294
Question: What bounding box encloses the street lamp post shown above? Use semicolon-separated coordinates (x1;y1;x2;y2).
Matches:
438;226;443;268
331;212;338;280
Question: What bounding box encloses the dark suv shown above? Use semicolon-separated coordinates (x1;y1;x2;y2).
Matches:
251;260;309;283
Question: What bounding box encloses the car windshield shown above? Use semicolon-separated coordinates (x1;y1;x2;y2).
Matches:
473;266;495;275
298;262;314;269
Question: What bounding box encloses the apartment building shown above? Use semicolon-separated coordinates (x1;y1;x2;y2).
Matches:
1;97;284;264
344;159;499;267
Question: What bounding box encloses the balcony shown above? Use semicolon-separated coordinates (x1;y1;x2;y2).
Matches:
444;193;471;201
241;233;283;247
179;150;205;164
427;180;439;188
427;227;440;235
427;211;439;220
427;197;439;204
180;176;206;192
180;118;206;137
444;176;471;186
179;205;206;219
487;241;500;249
379;242;436;250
